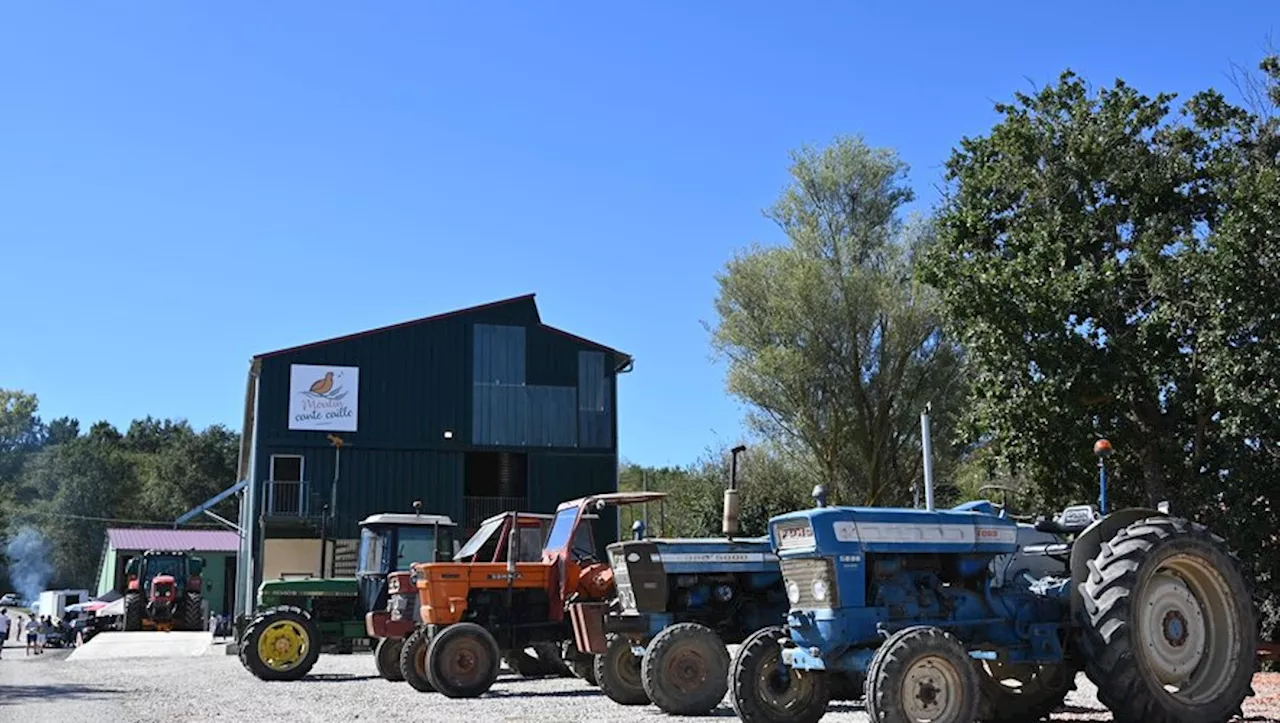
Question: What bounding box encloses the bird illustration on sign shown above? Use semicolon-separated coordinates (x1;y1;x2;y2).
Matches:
304;371;348;401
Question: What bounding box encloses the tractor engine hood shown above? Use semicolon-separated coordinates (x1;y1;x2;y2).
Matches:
606;537;780;614
257;577;359;601
769;506;1020;557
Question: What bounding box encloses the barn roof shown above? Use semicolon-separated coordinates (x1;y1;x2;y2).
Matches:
106;528;240;553
253;293;632;371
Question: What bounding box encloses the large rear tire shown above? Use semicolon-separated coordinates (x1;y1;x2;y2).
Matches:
865;626;980;723
562;640;599;685
503;647;552;678
1078;515;1257;723
533;641;574;678
975;661;1072;723
375;637;404;682
426;622;502;698
595;634;648;706
641;622;730;716
238;606;321;682
182;593;204;632
398;626;434;692
122;592;143;632
730;626;829;723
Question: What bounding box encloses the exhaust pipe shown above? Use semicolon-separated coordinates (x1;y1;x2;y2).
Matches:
723;445;746;537
921;404;935;512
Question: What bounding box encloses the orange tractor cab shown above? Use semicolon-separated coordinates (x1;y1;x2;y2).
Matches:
367;510;556;682
399;491;667;698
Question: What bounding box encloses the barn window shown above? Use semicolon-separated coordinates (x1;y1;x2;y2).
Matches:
270;455;303;482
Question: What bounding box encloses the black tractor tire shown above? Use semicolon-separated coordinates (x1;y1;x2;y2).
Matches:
865;626;980;723
730;625;829;723
375;637;404;682
975;662;1072;723
828;671;863;702
182;593;204;632
398;626;435;693
533;641;575;678
122;592;143;632
237;606;322;682
1078;515;1258;723
595;634;649;706
562;640;599;685
641;622;730;716
425;622;502;698
503;647;552;678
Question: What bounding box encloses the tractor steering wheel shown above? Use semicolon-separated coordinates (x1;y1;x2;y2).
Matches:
977;484;1028;520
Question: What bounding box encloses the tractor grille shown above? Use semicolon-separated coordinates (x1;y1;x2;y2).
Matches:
780;557;837;609
609;541;667;613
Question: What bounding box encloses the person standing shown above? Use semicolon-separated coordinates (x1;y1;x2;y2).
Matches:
0;609;10;659
25;616;38;655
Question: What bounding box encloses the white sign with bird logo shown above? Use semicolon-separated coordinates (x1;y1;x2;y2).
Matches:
288;364;359;431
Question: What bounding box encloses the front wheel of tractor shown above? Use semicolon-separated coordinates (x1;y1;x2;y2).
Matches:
595;634;648;706
642;622;730;716
865;626;980;723
237;606;321;682
729;625;829;723
398;626;435;693
375;637;404;682
426;622;502;698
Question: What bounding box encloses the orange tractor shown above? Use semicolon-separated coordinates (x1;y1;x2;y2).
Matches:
398;491;667;698
368;510;559;683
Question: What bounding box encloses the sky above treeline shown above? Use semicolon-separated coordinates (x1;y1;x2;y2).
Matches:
0;2;1274;467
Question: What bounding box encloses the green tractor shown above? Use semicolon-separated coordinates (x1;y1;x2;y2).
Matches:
122;549;207;632
238;510;459;681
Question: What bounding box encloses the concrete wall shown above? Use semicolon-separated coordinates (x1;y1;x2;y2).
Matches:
262;538;357;580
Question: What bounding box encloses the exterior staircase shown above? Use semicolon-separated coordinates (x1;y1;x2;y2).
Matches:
331;539;359;577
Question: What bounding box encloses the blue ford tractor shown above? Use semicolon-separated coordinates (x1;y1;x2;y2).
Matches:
730;408;1258;723
566;446;778;714
570;446;858;716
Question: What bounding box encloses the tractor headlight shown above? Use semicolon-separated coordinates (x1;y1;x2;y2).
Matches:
786;581;801;604
812;580;829;602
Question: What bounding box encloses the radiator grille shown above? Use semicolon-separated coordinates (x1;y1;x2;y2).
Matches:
780;557;837;609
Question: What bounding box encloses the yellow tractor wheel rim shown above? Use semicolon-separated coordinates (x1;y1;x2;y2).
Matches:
257;620;309;672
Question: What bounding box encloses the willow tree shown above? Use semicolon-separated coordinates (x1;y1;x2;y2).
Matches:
709;136;966;506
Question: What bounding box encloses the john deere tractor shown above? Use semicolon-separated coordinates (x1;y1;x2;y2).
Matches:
122;549;206;632
238;509;459;681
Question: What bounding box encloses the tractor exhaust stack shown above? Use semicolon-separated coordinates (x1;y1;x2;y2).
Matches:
921;405;936;512
723;445;747;537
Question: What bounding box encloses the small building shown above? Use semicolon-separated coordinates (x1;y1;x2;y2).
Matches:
230;294;631;616
96;528;240;615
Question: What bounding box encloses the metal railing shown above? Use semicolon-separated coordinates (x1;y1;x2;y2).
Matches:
266;480;310;518
463;495;527;529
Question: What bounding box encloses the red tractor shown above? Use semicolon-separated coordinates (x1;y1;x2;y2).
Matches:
122;549;206;632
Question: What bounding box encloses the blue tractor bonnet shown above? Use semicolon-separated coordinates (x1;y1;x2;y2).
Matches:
768;504;1019;557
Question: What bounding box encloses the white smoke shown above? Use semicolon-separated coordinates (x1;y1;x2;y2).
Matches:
6;526;54;604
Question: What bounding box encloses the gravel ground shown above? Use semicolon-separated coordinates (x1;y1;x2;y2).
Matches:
2;639;1278;722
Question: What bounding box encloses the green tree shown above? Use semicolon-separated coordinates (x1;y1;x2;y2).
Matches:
709;136;967;506
920;57;1280;633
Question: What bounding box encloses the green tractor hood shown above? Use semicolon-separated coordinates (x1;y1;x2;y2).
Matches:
258;576;359;602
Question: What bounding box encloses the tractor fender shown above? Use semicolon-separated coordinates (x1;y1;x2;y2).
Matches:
1068;507;1166;620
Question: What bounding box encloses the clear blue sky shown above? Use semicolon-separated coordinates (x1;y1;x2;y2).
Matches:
0;2;1273;467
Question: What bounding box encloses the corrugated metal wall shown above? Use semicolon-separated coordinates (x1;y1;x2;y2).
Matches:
257;445;464;538
528;453;620;553
252;297;622;541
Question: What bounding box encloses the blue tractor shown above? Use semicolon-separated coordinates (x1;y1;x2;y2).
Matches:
570;447;796;716
730;408;1258;723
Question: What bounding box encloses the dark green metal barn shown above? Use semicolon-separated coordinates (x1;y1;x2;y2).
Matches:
230;294;630;616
